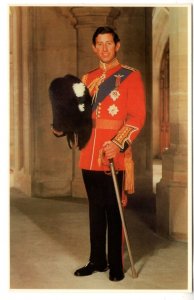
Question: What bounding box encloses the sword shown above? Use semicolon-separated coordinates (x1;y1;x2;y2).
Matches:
109;158;138;278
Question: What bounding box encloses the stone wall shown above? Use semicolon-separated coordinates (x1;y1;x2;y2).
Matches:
30;7;77;197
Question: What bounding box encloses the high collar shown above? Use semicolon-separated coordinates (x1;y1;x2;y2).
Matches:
99;58;120;72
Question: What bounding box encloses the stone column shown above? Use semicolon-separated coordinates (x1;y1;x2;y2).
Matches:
70;7;120;197
115;8;153;200
10;7;31;195
156;7;189;241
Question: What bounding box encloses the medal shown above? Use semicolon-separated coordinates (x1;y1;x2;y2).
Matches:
109;74;123;101
114;74;124;88
109;89;120;101
108;104;119;116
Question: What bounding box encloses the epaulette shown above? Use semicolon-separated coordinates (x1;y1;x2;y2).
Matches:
82;68;99;84
81;74;88;85
121;65;137;72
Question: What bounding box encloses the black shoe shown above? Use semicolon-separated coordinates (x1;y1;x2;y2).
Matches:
74;262;108;276
109;271;124;282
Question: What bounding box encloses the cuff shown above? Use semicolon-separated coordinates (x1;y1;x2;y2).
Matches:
112;139;130;152
111;125;138;150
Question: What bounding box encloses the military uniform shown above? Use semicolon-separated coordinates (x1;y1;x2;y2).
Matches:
79;58;146;275
79;58;145;172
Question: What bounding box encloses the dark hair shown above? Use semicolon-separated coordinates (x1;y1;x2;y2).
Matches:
92;26;120;45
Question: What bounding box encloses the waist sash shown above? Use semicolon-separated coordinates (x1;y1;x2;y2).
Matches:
93;119;124;130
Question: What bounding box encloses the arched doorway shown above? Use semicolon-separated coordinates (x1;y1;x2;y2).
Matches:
153;41;170;193
159;40;170;156
152;8;169;193
153;41;169;192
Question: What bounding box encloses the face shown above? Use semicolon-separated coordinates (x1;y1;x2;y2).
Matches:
92;33;120;64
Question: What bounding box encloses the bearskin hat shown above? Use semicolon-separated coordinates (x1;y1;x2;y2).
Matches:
49;74;92;150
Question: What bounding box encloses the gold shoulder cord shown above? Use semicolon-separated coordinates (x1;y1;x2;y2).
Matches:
81;74;88;85
121;65;137;72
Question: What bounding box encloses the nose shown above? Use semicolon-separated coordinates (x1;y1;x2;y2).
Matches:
102;44;108;51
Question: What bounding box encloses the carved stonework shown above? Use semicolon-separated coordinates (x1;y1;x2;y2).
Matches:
54;7;77;27
70;7;120;28
54;7;120;29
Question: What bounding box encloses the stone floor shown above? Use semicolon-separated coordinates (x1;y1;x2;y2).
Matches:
10;188;191;293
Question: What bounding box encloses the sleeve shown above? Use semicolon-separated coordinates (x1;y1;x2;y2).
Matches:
111;70;146;151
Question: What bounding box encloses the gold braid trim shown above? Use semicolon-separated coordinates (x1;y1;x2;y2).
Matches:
121;64;137;72
124;146;134;194
112;125;138;149
88;77;101;95
81;74;101;97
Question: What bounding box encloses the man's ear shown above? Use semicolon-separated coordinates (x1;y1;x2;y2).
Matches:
115;42;121;53
92;44;97;54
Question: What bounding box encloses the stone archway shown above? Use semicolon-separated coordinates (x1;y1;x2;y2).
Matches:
152;7;169;158
152;8;169;193
159;40;170;155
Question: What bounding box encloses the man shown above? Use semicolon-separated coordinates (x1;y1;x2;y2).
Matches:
74;26;146;281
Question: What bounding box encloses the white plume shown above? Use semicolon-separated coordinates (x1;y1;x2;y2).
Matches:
78;103;85;112
72;82;85;97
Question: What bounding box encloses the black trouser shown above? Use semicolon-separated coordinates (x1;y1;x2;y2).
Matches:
82;170;123;273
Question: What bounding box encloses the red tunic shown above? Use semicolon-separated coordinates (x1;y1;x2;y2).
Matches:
79;60;146;172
